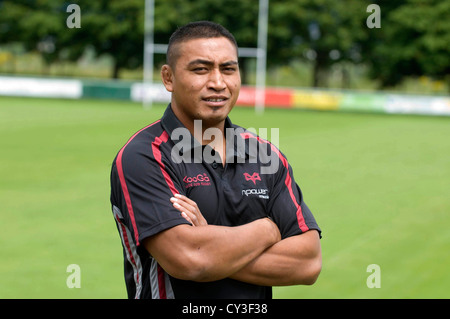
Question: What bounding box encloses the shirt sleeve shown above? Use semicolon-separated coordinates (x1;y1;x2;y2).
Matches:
266;150;321;239
110;137;190;246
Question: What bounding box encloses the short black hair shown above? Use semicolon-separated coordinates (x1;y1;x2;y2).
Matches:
166;21;238;68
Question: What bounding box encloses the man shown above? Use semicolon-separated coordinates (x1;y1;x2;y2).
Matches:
110;21;321;299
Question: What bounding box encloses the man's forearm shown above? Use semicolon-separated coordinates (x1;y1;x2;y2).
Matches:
145;217;281;282
185;218;281;282
229;230;322;286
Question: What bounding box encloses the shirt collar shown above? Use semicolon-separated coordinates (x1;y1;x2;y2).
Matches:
161;104;248;162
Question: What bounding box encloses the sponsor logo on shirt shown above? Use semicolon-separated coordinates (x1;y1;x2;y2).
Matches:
183;173;211;188
242;172;268;199
241;188;269;199
243;172;261;185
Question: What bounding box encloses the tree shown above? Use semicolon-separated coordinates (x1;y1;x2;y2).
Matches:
153;0;259;83
3;0;446;89
153;0;370;88
269;0;370;87
0;0;146;78
68;0;144;79
74;0;258;80
0;0;372;85
0;0;68;71
364;0;450;89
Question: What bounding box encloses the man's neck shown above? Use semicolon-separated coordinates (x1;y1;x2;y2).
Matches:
171;104;227;165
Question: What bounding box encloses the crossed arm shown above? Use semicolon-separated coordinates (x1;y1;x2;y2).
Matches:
143;194;321;286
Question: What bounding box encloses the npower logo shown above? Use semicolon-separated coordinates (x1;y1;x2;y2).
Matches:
241;189;269;201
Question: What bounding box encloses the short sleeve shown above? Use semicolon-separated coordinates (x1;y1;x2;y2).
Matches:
266;152;321;239
110;138;190;246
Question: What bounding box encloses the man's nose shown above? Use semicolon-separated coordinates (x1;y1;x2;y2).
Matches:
207;69;226;91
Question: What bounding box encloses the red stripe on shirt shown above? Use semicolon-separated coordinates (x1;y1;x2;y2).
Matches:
157;264;167;299
240;132;309;232
114;213;140;286
116;120;161;245
152;130;179;196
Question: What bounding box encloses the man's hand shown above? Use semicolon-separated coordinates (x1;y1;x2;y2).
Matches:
171;194;280;242
170;194;208;226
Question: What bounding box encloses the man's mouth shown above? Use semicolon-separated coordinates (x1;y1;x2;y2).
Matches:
204;98;226;102
202;96;229;106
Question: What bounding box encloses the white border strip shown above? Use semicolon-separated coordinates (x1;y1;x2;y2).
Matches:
0;76;82;99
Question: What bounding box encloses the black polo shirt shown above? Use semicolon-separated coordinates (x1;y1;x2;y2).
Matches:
110;104;321;299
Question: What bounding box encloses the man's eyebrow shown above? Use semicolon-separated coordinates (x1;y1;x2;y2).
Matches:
220;60;239;67
188;59;214;67
188;59;238;67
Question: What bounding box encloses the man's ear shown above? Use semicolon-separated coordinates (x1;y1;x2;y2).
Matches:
161;64;174;92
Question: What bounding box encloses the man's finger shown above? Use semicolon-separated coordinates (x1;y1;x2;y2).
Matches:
172;201;200;226
171;196;196;214
175;193;198;208
180;212;195;226
171;195;208;226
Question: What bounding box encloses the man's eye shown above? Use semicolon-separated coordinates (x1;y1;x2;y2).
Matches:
223;67;237;73
193;67;208;72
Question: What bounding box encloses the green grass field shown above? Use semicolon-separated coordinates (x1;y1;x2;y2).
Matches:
1;96;449;299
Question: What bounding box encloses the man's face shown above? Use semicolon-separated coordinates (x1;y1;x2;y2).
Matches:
161;37;241;129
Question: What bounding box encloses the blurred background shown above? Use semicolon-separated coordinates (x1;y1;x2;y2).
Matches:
0;0;449;299
0;0;448;93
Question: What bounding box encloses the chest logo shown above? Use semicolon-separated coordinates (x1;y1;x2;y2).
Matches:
183;173;211;188
243;172;261;185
